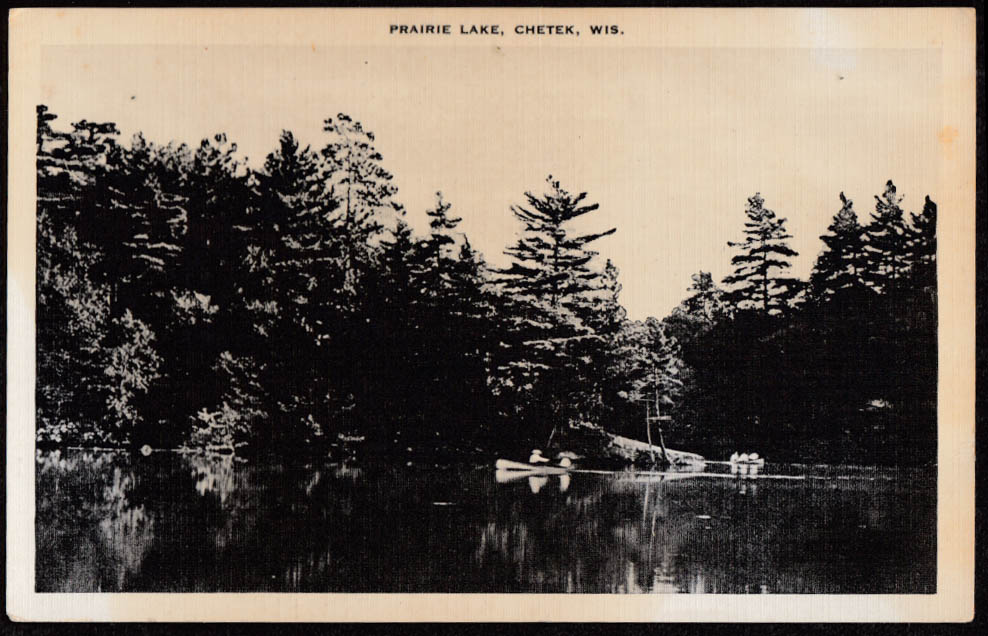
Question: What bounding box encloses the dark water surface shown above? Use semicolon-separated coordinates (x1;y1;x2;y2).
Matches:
36;450;935;593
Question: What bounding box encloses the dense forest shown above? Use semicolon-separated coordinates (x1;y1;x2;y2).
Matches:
36;106;937;465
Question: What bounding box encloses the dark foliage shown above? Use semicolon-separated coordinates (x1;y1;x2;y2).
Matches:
666;181;937;465
35;106;936;465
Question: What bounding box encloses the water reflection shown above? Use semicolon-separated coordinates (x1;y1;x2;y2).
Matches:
187;453;238;503
36;451;936;593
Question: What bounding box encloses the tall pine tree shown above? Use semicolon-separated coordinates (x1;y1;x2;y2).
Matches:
862;180;910;296
321;113;404;298
418;191;462;302
494;176;616;440
809;192;868;303
246;131;342;444
723;193;800;316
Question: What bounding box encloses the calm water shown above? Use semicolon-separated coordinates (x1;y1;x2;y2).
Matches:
36;450;935;593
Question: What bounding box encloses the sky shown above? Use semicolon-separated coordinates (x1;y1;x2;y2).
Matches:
41;44;943;319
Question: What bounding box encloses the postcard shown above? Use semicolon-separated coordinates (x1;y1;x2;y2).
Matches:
6;7;976;622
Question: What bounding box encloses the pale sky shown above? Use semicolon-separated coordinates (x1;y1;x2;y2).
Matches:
41;44;942;319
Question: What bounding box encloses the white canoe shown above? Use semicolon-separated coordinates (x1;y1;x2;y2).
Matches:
732;458;766;467
494;458;572;475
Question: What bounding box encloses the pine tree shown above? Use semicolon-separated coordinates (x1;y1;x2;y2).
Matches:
809;192;868;303
378;219;419;307
419;191;462;302
662;271;729;355
253;131;338;331
448;239;494;347
499;177;616;314
569;259;628;425
862;180;910;295
681;272;728;323
246;131;341;442
346;218;412;433
905;195;937;292
582;259;626;334
723;193;800;316
435;237;495;436
494;176;617;438
321;114;405;297
37;111;121;247
92;134;187;318
36;107;115;442
898;194;937;446
177;133;254;313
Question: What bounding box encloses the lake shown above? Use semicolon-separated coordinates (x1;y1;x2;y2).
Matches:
35;449;936;593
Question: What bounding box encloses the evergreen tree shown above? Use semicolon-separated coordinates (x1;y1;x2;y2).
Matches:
36;107;115;443
170;133;254;318
809;192;868;303
366;219;423;431
252;131;337;331
246;131;341;444
499;176;616;314
414;194;469;432
584;259;627;334
447;239;495;374
378;219;419;310
862;180;910;296
905;195;937;292
37;111;120;246
723;193;800;315
680;272;728;323
93;134;186;318
318;115;407;434
494;176;616;440
898;195;937;449
321;113;405;297
663;271;729;355
418;191;462;301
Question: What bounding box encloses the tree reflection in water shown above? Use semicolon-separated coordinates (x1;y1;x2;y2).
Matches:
36;450;154;592
36;451;935;593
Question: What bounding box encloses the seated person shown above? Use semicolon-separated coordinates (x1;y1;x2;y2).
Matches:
556;451;578;468
529;449;550;464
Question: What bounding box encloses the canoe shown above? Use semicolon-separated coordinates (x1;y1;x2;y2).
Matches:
731;458;765;467
494;458;572;475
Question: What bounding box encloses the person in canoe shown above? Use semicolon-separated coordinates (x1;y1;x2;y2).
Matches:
556;451;579;468
529;449;551;465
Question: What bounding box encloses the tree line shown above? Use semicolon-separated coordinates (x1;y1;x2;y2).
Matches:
664;185;936;464
36;105;936;464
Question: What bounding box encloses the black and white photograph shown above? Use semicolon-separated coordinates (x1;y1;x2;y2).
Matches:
6;7;975;622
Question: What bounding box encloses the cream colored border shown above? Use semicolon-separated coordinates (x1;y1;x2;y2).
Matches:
6;8;975;622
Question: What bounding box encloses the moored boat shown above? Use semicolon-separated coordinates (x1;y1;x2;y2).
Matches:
494;458;572;475
733;459;765;467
